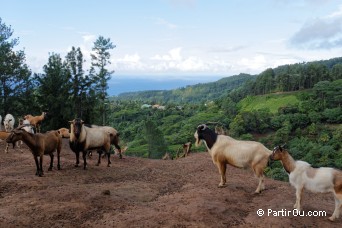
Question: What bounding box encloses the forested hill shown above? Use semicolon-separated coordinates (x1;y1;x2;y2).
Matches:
113;57;342;104
114;73;256;103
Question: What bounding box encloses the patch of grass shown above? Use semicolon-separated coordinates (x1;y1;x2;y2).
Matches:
238;93;300;114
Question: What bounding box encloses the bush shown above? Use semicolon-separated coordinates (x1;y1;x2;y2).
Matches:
323;107;342;123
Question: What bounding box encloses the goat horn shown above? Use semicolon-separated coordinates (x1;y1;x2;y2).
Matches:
16;125;25;130
197;124;207;130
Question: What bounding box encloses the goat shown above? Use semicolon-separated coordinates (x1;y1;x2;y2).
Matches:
176;142;192;158
0;115;2;130
0;131;15;153
4;114;15;132
194;124;271;193
87;125;122;160
17;119;34;148
24;112;47;133
3;114;16;153
6;126;62;176
69;119;112;169
57;128;70;138
270;145;342;221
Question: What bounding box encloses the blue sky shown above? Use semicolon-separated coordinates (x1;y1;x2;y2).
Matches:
1;0;342;83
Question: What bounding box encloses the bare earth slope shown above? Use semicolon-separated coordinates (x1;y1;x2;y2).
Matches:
0;139;341;227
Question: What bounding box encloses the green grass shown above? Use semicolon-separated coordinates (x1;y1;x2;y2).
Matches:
238;92;300;114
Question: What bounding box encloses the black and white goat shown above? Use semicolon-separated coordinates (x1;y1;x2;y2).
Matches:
194;124;271;193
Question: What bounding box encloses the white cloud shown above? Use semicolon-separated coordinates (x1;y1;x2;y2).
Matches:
237;55;268;72
155;18;178;29
112;48;233;76
151;47;182;61
290;4;342;49
82;34;96;43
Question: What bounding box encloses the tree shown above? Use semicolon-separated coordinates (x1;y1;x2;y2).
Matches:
90;36;116;125
0;17;31;116
331;63;342;80
35;53;70;130
254;68;275;95
65;46;95;120
144;120;168;159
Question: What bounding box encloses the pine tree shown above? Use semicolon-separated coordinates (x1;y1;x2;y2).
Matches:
90;36;116;125
35;53;70;130
0;17;31;115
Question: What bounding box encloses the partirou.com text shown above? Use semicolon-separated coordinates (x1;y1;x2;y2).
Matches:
257;208;327;217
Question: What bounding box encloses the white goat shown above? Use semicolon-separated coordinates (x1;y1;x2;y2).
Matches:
3;114;16;153
271;145;342;221
4;114;15;132
194;124;271;193
16;119;35;149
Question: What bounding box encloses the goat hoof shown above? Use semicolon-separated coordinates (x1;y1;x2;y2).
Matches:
75;164;79;167
218;184;227;188
329;216;335;221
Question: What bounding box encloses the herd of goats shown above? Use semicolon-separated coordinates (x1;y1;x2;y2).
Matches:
0;113;341;221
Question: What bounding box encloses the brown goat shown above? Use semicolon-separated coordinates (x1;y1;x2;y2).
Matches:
57;128;70;138
6;127;62;176
24;112;47;133
0;131;13;153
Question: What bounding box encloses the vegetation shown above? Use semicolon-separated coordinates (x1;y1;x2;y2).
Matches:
1;17;341;182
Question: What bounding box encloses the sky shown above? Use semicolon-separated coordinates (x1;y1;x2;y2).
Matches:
1;0;342;93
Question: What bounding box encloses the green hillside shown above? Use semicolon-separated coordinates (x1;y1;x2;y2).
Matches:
114;73;256;103
238;92;301;114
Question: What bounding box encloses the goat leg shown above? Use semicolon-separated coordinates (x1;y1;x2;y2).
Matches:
48;153;54;171
34;156;40;176
57;152;61;170
75;151;80;167
107;152;111;167
96;150;102;166
39;155;44;176
82;151;87;170
217;162;227;188
114;144;122;159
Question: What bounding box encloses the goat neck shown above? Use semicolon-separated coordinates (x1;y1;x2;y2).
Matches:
278;150;297;174
8;130;36;151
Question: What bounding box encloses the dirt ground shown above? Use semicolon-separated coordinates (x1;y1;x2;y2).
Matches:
0;138;341;228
